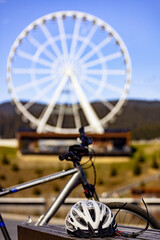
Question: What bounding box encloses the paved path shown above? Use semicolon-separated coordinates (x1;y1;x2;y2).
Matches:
0;218;23;240
0;214;64;240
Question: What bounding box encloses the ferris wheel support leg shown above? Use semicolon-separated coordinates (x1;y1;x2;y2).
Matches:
70;74;104;134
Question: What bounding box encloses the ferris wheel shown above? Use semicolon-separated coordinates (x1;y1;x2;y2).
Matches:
7;11;131;134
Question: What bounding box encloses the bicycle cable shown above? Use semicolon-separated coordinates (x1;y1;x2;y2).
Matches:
81;148;97;187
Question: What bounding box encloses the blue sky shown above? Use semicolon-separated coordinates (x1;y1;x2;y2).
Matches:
0;0;160;103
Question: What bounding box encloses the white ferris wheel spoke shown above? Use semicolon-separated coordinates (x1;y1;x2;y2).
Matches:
101;100;114;111
56;92;69;129
85;76;100;85
15;82;36;93
13;68;52;74
83;51;122;68
80;35;112;64
37;75;68;132
57;17;68;57
85;69;126;75
15;75;54;93
28;35;42;48
72;104;81;129
40;24;62;58
108;69;126;75
70;73;104;133
82;81;94;94
104;83;123;94
24;79;59;110
71;93;82;129
17;50;53;67
75;24;98;60
28;35;56;61
56;104;65;128
70;17;81;57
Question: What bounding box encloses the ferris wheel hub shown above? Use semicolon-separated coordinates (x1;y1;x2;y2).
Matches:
65;67;73;77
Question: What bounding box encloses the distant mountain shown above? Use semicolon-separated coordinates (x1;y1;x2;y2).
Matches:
0;102;29;139
0;100;160;139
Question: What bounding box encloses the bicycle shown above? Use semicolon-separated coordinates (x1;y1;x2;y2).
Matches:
0;127;160;240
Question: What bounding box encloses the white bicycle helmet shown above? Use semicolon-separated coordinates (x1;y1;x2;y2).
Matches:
65;200;117;237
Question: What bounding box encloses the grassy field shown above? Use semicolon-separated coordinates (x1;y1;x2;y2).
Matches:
0;141;160;199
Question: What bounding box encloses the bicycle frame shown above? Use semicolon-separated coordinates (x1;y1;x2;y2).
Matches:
0;164;99;227
0;168;78;198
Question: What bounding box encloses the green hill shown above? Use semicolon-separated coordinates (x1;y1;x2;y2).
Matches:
0;100;160;139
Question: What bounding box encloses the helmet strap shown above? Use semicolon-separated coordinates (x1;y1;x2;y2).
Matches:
115;198;150;238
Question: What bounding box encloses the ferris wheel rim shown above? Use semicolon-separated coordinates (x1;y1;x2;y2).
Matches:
7;10;131;134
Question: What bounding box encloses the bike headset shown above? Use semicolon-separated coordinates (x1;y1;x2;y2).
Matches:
65;199;150;238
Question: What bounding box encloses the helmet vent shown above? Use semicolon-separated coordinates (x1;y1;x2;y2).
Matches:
102;213;109;225
76;202;84;212
66;221;75;231
89;209;96;221
77;217;87;226
99;203;103;213
72;210;78;216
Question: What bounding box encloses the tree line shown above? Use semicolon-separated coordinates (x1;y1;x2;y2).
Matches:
0;100;160;140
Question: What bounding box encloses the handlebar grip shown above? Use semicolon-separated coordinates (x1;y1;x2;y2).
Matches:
59;152;73;161
59;155;65;161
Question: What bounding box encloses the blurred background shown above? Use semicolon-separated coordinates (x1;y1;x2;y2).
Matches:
0;0;160;239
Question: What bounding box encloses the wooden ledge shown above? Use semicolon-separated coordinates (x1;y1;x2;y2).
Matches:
18;224;79;240
18;223;160;240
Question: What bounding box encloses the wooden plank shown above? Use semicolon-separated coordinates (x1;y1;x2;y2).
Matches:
18;224;160;240
18;224;82;240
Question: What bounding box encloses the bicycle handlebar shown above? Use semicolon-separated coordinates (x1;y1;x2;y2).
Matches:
59;152;74;161
59;151;80;161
